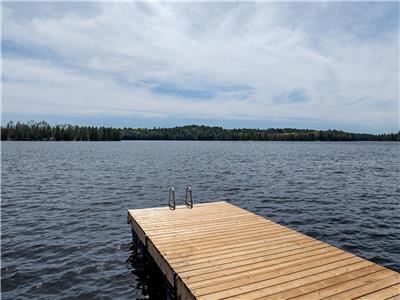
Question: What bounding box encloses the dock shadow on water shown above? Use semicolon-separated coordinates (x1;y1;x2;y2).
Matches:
127;242;169;300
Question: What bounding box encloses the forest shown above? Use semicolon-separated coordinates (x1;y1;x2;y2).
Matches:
1;121;399;141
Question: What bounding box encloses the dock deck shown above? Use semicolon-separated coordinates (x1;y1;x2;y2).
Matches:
127;201;399;299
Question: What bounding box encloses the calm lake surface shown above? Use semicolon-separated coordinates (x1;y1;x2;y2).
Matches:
1;141;399;299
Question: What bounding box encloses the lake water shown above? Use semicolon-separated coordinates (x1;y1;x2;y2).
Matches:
1;141;399;299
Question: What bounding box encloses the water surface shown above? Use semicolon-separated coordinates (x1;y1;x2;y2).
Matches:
1;141;399;299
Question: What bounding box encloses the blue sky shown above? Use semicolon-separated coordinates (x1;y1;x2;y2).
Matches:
1;2;399;133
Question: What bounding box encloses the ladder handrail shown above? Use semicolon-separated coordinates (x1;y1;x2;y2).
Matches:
185;185;193;209
168;187;176;210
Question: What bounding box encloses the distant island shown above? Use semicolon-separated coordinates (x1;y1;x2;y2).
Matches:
1;121;399;141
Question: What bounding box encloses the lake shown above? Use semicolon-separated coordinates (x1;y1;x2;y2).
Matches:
1;141;399;299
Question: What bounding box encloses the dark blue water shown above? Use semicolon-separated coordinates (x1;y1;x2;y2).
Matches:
1;141;399;299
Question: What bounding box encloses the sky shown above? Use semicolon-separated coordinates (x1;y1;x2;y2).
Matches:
1;2;399;133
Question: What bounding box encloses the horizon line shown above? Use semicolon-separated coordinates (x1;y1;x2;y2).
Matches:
2;120;399;136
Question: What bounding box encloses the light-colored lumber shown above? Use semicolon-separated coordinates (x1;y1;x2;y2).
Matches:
128;201;399;300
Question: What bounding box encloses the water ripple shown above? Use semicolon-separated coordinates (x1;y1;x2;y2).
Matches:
1;141;399;299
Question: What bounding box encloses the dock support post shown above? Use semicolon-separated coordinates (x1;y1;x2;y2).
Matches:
129;221;176;299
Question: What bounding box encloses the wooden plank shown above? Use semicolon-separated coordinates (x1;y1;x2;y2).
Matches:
192;252;355;297
154;223;285;247
323;274;400;300
174;244;334;273
169;239;321;267
135;211;254;225
141;219;276;242
168;236;313;263
159;231;302;254
178;246;340;278
260;264;385;299
143;221;274;241
130;203;250;222
195;256;362;299
129;216;146;245
217;260;374;300
353;284;400;300
166;235;311;261
143;217;269;236
157;228;292;253
176;276;196;300
129;201;226;214
132;208;244;220
128;201;399;300
147;238;175;286
186;249;359;287
287;268;393;300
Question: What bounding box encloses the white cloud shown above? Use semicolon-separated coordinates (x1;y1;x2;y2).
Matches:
1;2;399;132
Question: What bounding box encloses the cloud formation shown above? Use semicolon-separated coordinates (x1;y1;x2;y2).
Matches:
1;2;399;132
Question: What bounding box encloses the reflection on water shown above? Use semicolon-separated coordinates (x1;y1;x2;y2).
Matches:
1;141;399;299
127;242;167;300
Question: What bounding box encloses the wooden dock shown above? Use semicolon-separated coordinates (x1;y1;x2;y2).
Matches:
127;201;399;299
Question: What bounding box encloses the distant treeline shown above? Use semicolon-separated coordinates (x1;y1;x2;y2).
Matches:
1;121;121;141
1;121;399;141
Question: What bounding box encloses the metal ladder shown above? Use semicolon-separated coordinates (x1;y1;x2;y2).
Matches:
168;185;193;210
